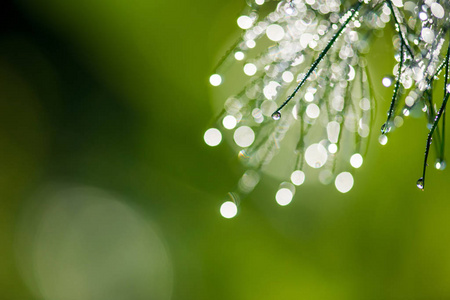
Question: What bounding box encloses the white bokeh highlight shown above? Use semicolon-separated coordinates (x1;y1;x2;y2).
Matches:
335;172;354;193
305;143;328;168
234;126;255;148
204;128;222;147
220;201;238;219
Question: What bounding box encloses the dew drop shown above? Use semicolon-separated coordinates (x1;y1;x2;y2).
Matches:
220;201;238;218
416;177;424;190
381;122;391;134
421;28;435;44
272;111;281;120
209;74;222;86
435;159;447;170
431;3;444;19
378;134;388;145
382;76;393;87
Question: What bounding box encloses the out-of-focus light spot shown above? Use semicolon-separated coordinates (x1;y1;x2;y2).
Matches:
319;169;333;185
266;24;285;41
327;121;340;143
359;98;370;110
220;201;238;218
305;143;328;168
239;170;260;193
275;188;293;206
204;128;222;146
379;134;388;145
332;96;344;111
292;104;299;119
16;186;173;300
290;170;305;186
234;51;245;61
394;116;403;127
282;2;295;15
306;103;320;118
209;74;222;86
328;143;338;154
405;96;415;106
300;33;313;48
263;81;281;100
233;126;255;148
237;15;253;29
244;63;257;76
392;0;403;7
222;115;237;130
350;153;363;168
431;3;444;18
255;0;265;5
347;65;356;81
304;92;314;102
419;11;428;21
358;124;370;138
335;172;354;193
382;76;392;87
246;40;256;48
282;71;294;83
435;160;446;170
421;28;434;44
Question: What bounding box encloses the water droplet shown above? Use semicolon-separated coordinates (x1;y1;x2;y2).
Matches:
421;28;435;44
237;15;253;30
419;11;428;21
378;134;388;145
290;170;305;186
431;3;444;19
435;159;446;170
272;111;281;120
381;122;391;134
220;201;238;219
382;76;393;87
416;177;424;190
209;74;222;86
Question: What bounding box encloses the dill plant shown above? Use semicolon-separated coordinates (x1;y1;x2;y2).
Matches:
205;0;450;217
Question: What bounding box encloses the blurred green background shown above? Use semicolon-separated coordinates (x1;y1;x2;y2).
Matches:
1;0;450;299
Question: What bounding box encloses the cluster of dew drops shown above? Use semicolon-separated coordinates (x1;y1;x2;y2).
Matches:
205;0;450;218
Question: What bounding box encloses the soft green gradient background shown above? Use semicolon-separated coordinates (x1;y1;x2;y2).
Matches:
1;0;450;299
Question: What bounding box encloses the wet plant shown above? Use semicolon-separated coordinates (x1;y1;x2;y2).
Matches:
205;0;450;217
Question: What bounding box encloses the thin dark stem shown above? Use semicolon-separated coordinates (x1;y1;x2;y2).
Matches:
425;81;443;157
439;46;450;163
441;110;446;162
386;0;414;59
383;41;404;133
271;1;363;117
420;42;450;189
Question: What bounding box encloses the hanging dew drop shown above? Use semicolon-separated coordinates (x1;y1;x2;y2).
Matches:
416;178;424;190
435;159;446;170
272;111;281;120
381;122;391;134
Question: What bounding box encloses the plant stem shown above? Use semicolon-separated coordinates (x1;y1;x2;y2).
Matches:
272;1;363;117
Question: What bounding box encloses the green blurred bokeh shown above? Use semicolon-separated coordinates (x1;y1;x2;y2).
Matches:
1;0;450;299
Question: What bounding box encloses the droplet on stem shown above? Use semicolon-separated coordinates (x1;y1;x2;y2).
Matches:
416;177;424;190
272;111;281;120
381;122;391;134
